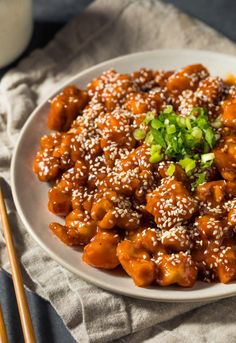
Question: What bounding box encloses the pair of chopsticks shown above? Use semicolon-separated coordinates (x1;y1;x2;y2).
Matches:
0;187;36;343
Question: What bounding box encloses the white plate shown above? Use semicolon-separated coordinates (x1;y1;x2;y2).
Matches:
11;49;236;302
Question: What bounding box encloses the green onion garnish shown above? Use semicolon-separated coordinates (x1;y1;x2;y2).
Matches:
133;128;146;140
192;172;206;188
179;157;196;173
149;152;163;163
151;119;162;129
204;128;215;148
167;124;176;134
135;107;219;189
177;116;187;128
185;118;192;130
192;127;202;141
211;116;222;128
150;144;162;154
201;152;215;163
143;111;155;125
145;131;154;144
190;107;205;117
167;163;176;176
163;105;173;114
149;144;163;163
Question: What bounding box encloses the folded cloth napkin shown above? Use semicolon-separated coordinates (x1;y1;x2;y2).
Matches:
1;0;236;342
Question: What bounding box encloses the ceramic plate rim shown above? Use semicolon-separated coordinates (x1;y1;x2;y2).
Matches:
10;49;236;302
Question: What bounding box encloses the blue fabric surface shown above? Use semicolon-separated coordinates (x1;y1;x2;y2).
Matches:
164;0;236;42
1;0;236;342
0;270;76;343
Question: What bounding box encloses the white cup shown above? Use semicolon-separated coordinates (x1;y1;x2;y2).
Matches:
0;0;33;68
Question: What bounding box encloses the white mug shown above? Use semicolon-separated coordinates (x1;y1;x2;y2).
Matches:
0;0;33;68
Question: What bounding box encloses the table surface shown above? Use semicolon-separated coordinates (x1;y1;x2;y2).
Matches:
1;0;236;342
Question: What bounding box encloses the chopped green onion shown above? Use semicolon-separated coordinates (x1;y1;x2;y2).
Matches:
185;118;192;130
163;105;173;114
133;128;146;140
193;153;200;160
193;172;206;188
203;141;210;153
204;128;215;148
192;127;202;141
190;107;205;117
149;144;163;163
197;173;206;184
143;111;155;124
167;163;176;176
166;124;176;134
177;116;186;128
136;105;219;186
201;160;213;170
189;114;197;121
145;131;154;144
150;144;162;154
149;152;164;163
201;152;215;163
151;129;166;148
151;119;162;129
179;157;196;173
211;116;222;128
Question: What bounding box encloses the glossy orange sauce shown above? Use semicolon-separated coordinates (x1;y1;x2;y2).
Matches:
33;65;236;287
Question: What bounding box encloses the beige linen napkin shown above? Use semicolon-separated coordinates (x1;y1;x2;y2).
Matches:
1;0;236;342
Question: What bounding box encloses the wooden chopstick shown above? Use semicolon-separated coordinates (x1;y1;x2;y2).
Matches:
0;303;8;343
0;187;36;343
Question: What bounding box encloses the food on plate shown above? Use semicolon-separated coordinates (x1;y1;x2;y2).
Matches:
33;64;236;288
